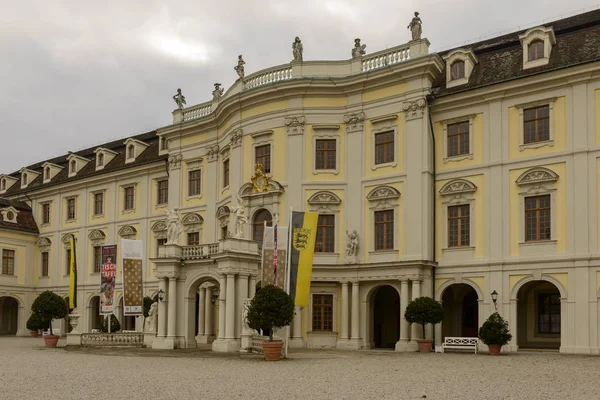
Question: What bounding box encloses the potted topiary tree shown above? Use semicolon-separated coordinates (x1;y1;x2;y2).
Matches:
101;314;121;333
404;296;444;353
478;312;512;355
246;285;294;361
31;290;68;347
26;312;47;337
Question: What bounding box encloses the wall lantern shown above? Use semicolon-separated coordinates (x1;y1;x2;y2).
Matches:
491;290;499;310
157;289;165;302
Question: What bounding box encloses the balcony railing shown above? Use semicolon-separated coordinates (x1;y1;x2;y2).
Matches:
182;101;212;121
182;243;220;260
362;46;410;72
81;333;145;347
244;64;293;90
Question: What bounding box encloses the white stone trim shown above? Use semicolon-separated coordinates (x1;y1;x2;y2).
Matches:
221;155;230;192
308;196;341;260
41;162;62;183
118;225;137;239
0;175;17;194
151;220;168;239
441;196;475;253
18;168;39;189
65;195;78;222
121;184;137;213
308;285;338;333
0;246;17;276
39;201;52;227
158;136;169;155
517;181;557;252
0;207;18;224
370;123;398;171
367;186;400;259
517;97;556;151
88;229;106;247
252;139;273;174
186;166;204;200
443;48;478;88
66;153;89;178
312;125;340;175
440;115;475;163
123;138;149;164
519;26;556;70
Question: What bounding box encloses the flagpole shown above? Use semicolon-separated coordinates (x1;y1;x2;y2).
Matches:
284;206;293;359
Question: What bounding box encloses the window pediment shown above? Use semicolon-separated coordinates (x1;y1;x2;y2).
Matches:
366;186;400;201
36;237;52;249
516;167;558;186
118;225;137;239
439;179;477;196
307;191;342;206
94;147;118;170
88;229;106;246
61;233;76;249
151;220;168;239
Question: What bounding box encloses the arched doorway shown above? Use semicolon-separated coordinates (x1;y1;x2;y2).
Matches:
0;297;19;335
517;280;561;349
252;209;272;244
441;284;479;339
372;286;400;348
89;296;103;332
185;275;220;347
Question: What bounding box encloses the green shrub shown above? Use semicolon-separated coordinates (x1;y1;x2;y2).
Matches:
101;314;121;333
30;291;68;336
404;296;444;339
246;285;294;341
478;312;512;346
26;312;47;332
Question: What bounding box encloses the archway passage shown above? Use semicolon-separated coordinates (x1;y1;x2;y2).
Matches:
441;284;479;339
372;286;400;348
0;297;18;335
517;280;561;349
89;296;103;331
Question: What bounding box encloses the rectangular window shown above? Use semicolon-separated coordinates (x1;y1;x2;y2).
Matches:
223;159;230;188
124;187;135;210
42;203;50;224
523;105;550;144
1;249;15;275
315;139;336;170
312;294;333;331
448;205;470;247
255;144;271;173
41;252;49;277
156;238;167;257
67;198;76;220
538;293;560;334
94;193;104;216
157;180;169;205
447;121;470;157
375;131;394;165
65;249;71;275
187;232;200;246
525;195;551;242
374;210;394;251
160;138;168;151
188;170;202;196
315;214;335;253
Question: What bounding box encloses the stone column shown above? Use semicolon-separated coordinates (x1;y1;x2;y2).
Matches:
157;277;167;339
214;273;240;352
217;275;226;340
166;276;178;348
289;306;304;348
225;273;236;339
337;282;350;347
396;280;410;351
349;281;360;348
197;287;206;337
409;280;421;345
249;275;257;299
204;287;214;338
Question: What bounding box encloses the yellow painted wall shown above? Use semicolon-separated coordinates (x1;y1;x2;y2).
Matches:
509;96;566;159
596;159;600;250
304;189;345;263
365;113;405;178
61;196;80;229
0;231;35;286
181;160;207;208
435;114;484;171
304;126;345;182
218;114;237;136
362;82;407;103
595;90;600;145
302;96;347;108
89;191;109;223
241;100;287;120
117;184;142;220
509;163;566;256
509;274;529;294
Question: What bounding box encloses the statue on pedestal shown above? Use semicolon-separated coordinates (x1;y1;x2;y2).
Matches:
230;194;248;238
165;207;182;245
173;88;186;110
242;299;253;334
352;38;366;59
234;55;246;80
212;83;224;101
292;37;303;62
346;230;359;264
407;12;422;40
144;302;158;333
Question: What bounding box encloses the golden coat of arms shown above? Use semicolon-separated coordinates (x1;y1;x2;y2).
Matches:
293;228;311;250
251;162;269;192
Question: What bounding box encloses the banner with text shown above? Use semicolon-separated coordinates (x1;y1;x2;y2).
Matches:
261;226;288;288
100;245;117;315
121;239;144;316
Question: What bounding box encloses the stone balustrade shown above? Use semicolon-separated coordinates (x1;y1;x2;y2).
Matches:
362;44;411;72
244;65;293;90
81;333;145;347
181;243;220;260
182;101;212;121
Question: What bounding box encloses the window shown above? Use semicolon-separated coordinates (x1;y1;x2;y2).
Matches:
93;246;101;273
1;249;15;275
255;144;271;173
538;293;560;334
187;232;200;245
188;170;202;196
97;153;104;167
447;121;469;157
70;160;76;173
528;40;544;61
41;252;49;277
312;294;333;331
525;195;551;241
160;137;168;151
448;205;470;247
42;203;50;224
127;144;135;159
315;140;336;170
451;60;465;80
65;249;71;275
523;105;549;144
374;210;394;250
94;193;104;216
374;131;394;165
252;209;272;244
22;173;28;186
124;187;135;210
67;198;76;220
156;238;167;257
45;168;50;180
223;159;230;188
221;226;228;240
315;215;335;253
157;180;168;205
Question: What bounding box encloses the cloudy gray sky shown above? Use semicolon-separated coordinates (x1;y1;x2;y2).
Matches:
1;0;597;173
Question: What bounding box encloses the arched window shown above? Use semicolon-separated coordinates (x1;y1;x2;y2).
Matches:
70;160;76;173
22;173;28;185
127;144;135;159
528;40;544;61
45;167;50;180
451;60;465;80
98;153;104;166
252;209;272;244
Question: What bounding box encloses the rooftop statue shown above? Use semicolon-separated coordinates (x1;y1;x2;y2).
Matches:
352;38;366;59
172;88;186;110
407;12;422;40
292;37;303;62
165;207;182;245
234;55;246;80
212;83;224;101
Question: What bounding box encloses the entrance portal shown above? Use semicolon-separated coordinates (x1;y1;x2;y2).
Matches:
517;280;561;349
0;297;18;335
372;286;400;348
89;296;103;331
441;284;479;339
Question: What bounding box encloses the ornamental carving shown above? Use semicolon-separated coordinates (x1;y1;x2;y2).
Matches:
88;229;106;246
403;98;426;120
285;116;305;136
118;225;137;239
307;191;342;206
216;205;231;219
230;129;243;147
151;220;168;239
366;186;401;201
516;167;559;186
168;154;182;170
36;237;52;250
344;112;365;133
251;162;270;193
61;233;74;249
182;213;204;233
439;179;477;196
206;145;219;162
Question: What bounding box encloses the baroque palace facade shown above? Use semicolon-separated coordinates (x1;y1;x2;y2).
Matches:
1;9;600;353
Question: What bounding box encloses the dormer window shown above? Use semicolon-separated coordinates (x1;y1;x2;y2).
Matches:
123;138;149;164
0;178;5;191
528;40;544;61
22;173;28;186
0;175;18;194
98;153;104;167
160;137;168;151
41;162;63;183
127;144;135;160
519;26;556;69
44;167;50;180
443;49;477;89
18;168;39;189
451;61;465;80
93;147;117;170
70;160;76;173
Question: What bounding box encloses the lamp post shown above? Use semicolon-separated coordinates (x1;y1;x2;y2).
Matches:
157;289;165;302
491;290;498;311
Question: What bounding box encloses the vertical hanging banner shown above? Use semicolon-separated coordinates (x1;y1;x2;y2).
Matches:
100;245;117;315
288;211;318;307
261;225;288;288
121;239;144;316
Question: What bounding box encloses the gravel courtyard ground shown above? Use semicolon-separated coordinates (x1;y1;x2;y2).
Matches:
1;337;599;400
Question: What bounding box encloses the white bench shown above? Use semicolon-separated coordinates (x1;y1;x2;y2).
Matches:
439;337;478;354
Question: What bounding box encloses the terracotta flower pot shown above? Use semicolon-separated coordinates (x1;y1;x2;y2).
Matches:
417;339;433;353
261;340;284;361
43;335;59;348
29;330;39;338
488;344;501;356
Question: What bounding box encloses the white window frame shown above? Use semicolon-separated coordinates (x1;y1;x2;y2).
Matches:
519;26;556;70
65;196;77;222
312;125;340;175
370;115;398;170
96;152;105;170
44;167;51;183
158;136;168;155
307;191;342;263
366;185;400;261
91;190;106;218
441;115;476;163
40;249;50;278
126;144;136;163
156;178;169;207
517;97;556;151
221;153;230;193
187;167;203;199
439;179;477;261
122;185;136;213
69;160;77;177
40;201;52;226
308;287;337;333
443;48;478;88
0;178;5;193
